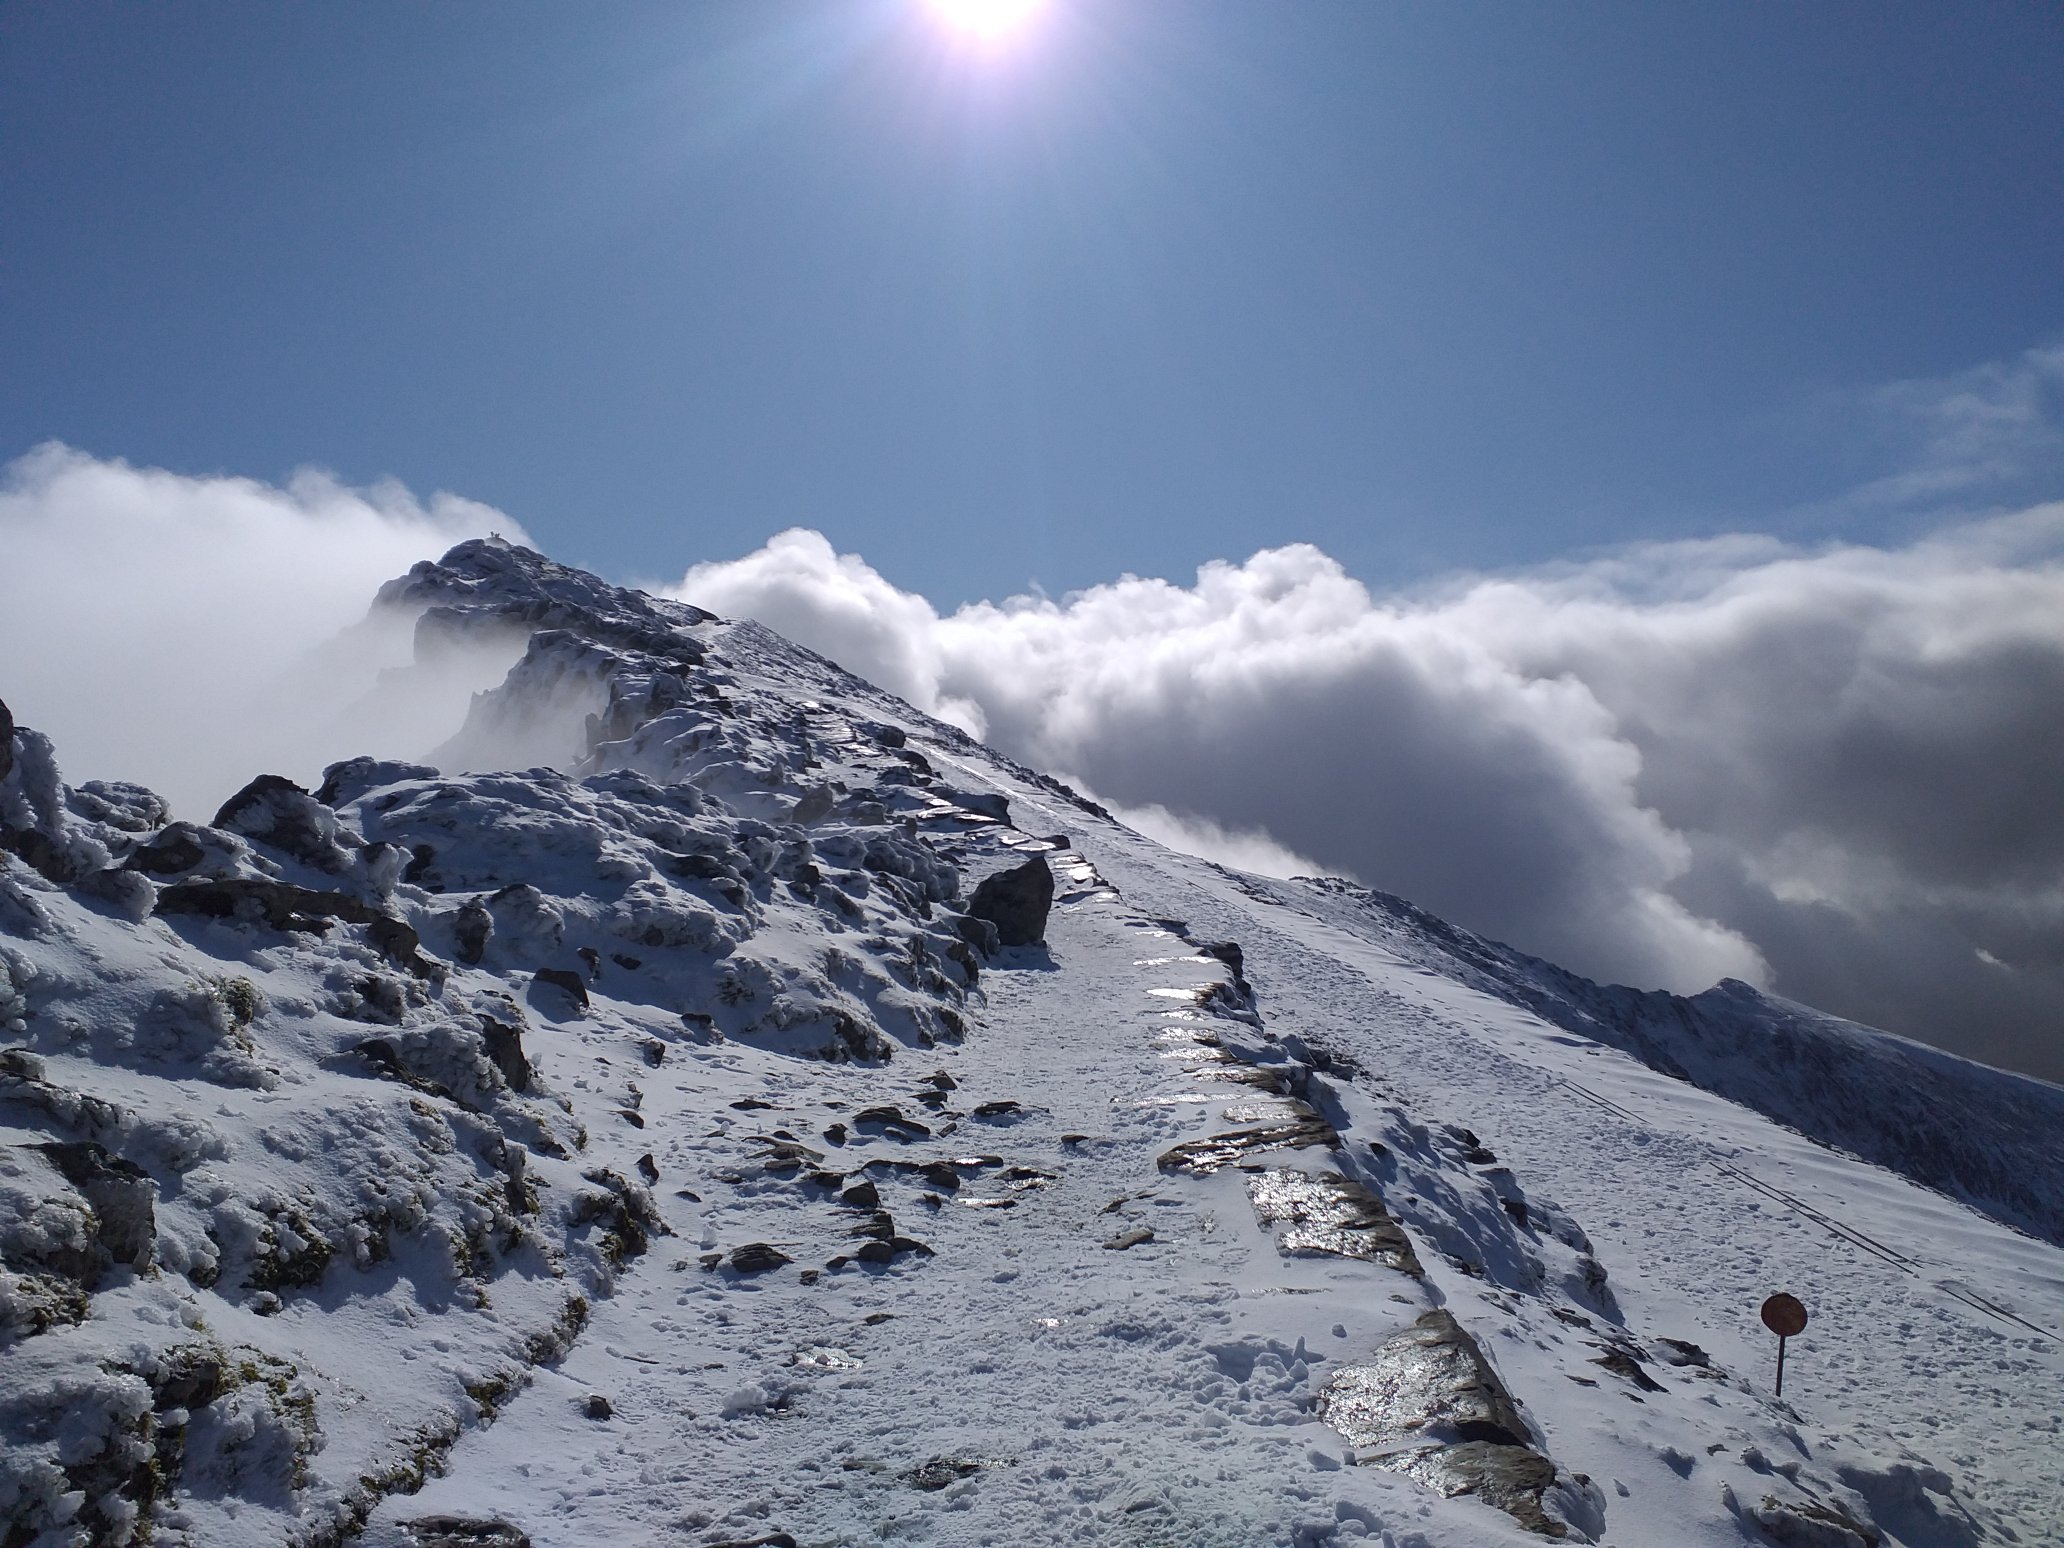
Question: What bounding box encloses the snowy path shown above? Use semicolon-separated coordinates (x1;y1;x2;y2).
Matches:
360;776;2064;1546
365;840;1545;1548
1071;802;2064;1546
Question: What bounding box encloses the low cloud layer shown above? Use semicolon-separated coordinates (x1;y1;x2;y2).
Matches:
0;444;526;815
672;518;2064;1081
3;443;2058;1081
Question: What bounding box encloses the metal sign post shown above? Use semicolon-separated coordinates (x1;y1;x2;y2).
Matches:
1760;1292;1809;1396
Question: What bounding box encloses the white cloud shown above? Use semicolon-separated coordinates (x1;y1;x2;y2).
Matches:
0;444;527;816
6;443;2059;1079
1082;793;1333;883
667;510;2064;1080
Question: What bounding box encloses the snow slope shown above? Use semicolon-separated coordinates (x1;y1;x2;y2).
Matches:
4;540;2059;1548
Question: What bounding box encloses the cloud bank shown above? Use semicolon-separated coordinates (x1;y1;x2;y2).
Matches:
3;442;2057;1081
671;517;2064;1082
0;444;526;816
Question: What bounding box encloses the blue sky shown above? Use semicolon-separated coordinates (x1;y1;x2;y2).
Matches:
4;0;2060;603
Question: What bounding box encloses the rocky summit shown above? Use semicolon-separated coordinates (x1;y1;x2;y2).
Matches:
3;541;2060;1548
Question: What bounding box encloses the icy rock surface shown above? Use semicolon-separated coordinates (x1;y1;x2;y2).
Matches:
2;546;2060;1548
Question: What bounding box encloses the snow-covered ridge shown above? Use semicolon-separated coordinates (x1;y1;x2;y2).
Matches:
4;539;2058;1547
1274;876;2064;1252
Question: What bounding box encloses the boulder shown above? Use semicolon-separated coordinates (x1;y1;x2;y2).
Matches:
0;696;12;783
315;755;438;807
479;1015;533;1091
532;967;590;1011
66;780;169;833
453;898;493;964
125;824;208;876
212;774;351;873
41;1140;156;1275
967;856;1053;948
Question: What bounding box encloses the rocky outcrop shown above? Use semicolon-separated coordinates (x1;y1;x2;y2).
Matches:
213;774;354;873
1322;1309;1564;1537
41;1140;156;1276
967;856;1053;948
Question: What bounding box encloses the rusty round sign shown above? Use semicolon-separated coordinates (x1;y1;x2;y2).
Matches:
1760;1292;1809;1337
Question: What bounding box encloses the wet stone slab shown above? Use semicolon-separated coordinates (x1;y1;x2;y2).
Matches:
1245;1167;1424;1275
1155;1108;1339;1175
1321;1309;1565;1538
1391;1442;1563;1538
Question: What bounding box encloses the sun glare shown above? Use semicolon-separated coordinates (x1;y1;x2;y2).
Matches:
927;0;1046;46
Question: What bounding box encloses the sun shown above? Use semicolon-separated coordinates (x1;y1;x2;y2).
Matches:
926;0;1047;45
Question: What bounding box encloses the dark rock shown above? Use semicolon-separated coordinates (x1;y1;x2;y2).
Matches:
957;790;1011;822
479;1015;532;1091
41;1141;156;1274
404;1518;532;1548
706;1535;797;1548
582;1393;613;1420
355;1037;405;1079
853;1106;930;1140
0;697;11;783
972;1100;1021;1120
1198;941;1245;981
532;967;589;1011
823;1122;849;1145
730;1242;793;1274
453;898;493;965
1655;1338;1711;1368
754;1139;824;1172
854;1240;896;1265
152;1346;228;1412
791;785;837;825
850;1210;896;1242
577;946;601;980
403;843;439;885
635;1153;659;1185
4;826;74;884
967;857;1053;948
616;1108;645;1128
156;876;378;933
949;913;1000;957
1752;1495;1881;1548
1594;1349;1666;1392
1103;1227;1155;1251
125;825;206;876
839;1180;880;1209
919;1163;962;1193
213;774;349;872
368;914;431;976
904;1457;982;1491
944;937;981;986
611;952;643;970
923;1069;958;1091
639;1037;666;1067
